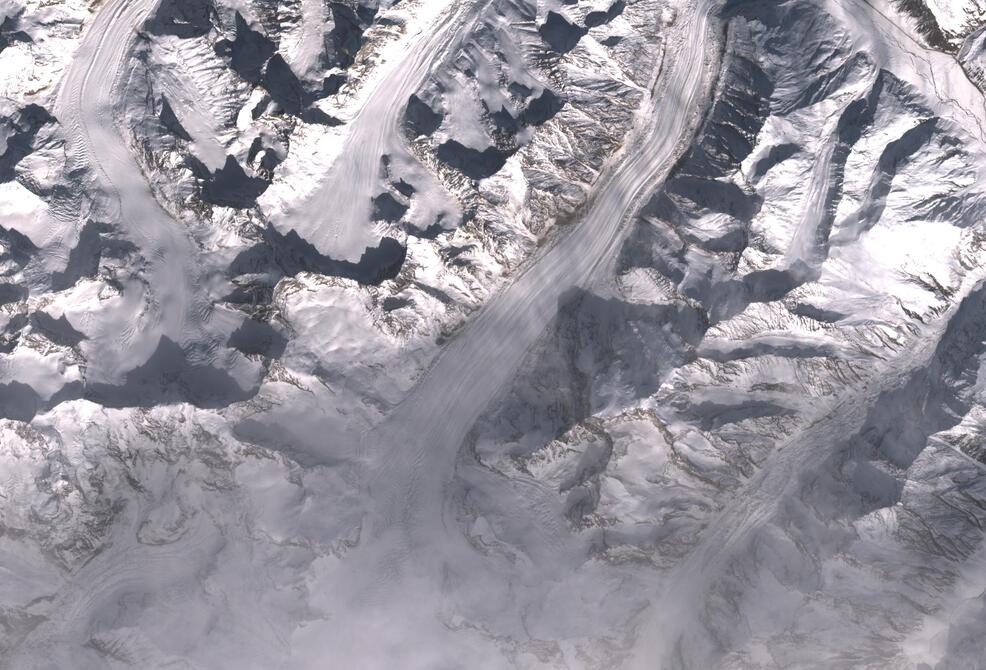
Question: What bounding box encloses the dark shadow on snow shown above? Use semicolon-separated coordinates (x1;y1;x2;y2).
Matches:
230;224;407;287
85;337;256;409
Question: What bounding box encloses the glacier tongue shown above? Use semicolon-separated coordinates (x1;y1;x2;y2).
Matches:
3;0;986;666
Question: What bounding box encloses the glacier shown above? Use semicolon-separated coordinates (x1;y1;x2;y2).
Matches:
2;0;986;667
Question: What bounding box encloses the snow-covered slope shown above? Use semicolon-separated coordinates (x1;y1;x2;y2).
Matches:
3;0;986;667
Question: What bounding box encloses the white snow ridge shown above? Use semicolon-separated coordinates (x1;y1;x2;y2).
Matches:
4;0;986;667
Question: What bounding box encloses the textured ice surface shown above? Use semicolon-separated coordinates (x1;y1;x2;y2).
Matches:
3;0;986;667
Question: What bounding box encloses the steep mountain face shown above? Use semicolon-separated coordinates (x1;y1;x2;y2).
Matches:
471;0;986;667
2;0;986;667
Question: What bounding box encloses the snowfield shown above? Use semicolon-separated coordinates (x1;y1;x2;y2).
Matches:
3;0;986;667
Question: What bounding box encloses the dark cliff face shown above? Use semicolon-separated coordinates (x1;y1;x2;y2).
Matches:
0;103;55;182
